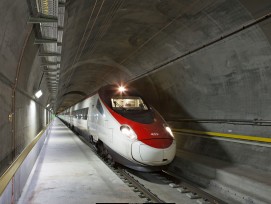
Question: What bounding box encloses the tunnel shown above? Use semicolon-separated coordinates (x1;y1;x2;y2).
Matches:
1;0;271;203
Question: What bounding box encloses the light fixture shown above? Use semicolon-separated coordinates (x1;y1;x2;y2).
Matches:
35;90;43;98
118;86;126;93
46;104;50;107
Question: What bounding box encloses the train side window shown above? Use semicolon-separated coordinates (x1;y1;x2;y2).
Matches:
72;108;88;120
96;99;104;115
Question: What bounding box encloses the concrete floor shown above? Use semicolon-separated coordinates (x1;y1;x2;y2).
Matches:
18;118;143;204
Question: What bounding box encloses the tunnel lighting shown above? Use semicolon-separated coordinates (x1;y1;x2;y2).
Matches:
118;86;126;93
35;90;43;98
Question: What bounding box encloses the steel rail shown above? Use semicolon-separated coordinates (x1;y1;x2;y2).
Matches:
124;166;228;204
118;168;165;203
162;170;228;204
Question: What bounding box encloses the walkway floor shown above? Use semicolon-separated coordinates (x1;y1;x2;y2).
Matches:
18;118;143;204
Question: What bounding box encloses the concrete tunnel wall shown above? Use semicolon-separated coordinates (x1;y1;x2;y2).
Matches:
130;2;271;171
0;0;52;198
0;1;271;201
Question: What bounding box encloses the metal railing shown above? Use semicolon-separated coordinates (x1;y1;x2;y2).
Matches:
0;123;52;196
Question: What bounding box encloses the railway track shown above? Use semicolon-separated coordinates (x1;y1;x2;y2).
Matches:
161;170;227;204
116;168;165;203
73;129;227;204
124;168;228;204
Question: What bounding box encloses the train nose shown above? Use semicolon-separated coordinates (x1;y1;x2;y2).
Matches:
131;140;176;165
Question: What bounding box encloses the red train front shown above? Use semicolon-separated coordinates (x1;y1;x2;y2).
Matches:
98;85;176;171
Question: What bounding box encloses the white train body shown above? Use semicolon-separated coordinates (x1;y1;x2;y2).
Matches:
59;85;176;171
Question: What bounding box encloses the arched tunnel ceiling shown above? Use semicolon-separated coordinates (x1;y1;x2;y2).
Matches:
56;0;271;113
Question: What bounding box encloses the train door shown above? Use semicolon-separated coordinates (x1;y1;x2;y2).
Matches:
104;117;113;142
70;108;74;127
68;108;73;125
103;105;113;143
96;99;104;139
88;97;98;141
96;98;113;143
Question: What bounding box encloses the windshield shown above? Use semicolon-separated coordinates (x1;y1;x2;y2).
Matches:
111;96;148;111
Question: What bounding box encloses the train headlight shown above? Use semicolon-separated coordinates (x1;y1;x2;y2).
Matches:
120;125;137;140
118;86;126;93
165;126;174;138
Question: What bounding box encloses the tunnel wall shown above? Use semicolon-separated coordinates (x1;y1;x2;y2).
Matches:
130;1;271;171
0;0;53;200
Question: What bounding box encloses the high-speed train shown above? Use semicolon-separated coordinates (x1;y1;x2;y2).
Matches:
58;85;176;171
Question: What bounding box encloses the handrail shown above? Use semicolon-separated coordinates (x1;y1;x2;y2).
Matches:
173;128;271;143
168;119;271;126
0;123;51;196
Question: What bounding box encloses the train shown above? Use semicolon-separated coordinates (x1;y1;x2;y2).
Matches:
58;85;176;171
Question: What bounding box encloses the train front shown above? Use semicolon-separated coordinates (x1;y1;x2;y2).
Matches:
99;85;176;171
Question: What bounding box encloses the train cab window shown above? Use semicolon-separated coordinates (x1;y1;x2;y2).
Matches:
96;99;104;115
111;96;148;111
